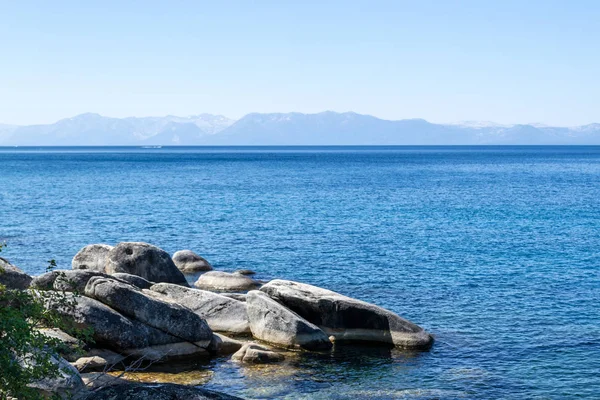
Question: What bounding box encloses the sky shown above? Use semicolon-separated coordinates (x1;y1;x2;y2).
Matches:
1;0;599;126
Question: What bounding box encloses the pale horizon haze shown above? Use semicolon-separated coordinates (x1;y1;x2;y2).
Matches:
1;0;599;126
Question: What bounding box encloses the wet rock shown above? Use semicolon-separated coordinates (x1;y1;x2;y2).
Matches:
105;242;188;286
150;283;250;334
260;279;434;349
194;271;260;291
84;383;244;400
112;273;154;289
85;277;212;346
246;290;332;351
72;244;113;272
232;343;284;364
172;250;213;273
0;257;32;289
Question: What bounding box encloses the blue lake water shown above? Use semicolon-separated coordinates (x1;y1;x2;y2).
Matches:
1;146;599;399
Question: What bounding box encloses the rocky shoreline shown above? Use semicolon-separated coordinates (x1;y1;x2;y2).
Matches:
1;242;434;399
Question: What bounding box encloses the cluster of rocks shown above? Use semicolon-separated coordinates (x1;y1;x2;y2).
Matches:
0;241;433;399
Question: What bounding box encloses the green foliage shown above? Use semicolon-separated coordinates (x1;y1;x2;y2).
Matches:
0;244;89;400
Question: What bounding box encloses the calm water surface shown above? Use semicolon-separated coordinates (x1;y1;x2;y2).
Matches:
1;146;599;399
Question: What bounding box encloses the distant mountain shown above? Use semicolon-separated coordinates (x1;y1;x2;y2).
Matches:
207;112;600;145
1;113;234;146
209;112;465;145
1;111;600;145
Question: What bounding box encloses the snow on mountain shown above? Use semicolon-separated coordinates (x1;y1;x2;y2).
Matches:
446;121;513;129
1;113;233;145
1;112;599;145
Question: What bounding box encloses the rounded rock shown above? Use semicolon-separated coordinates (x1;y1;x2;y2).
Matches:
172;250;213;273
193;271;260;292
105;242;188;286
0;257;33;289
72;244;113;272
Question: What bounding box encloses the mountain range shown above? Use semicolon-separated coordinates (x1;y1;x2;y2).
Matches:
1;112;600;145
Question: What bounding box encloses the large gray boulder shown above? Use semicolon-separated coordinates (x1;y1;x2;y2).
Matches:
45;293;182;351
104;242;188;285
32;269;112;292
194;271;260;291
246;290;332;351
72;244;113;272
83;383;244;400
150;283;250;334
85;277;212;346
0;257;32;289
260;280;434;349
172;250;213;273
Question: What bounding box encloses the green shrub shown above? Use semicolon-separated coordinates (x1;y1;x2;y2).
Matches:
0;243;88;400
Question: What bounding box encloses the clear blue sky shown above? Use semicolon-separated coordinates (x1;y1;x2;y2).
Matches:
1;0;598;126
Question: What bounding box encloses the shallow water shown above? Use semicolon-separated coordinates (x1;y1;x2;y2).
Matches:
1;146;599;399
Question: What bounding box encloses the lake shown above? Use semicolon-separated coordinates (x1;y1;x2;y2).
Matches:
1;146;599;399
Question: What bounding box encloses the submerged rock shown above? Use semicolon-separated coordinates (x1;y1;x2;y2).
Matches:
194;271;260;291
85;277;212;346
105;242;188;286
150;283;250;334
235;269;256;276
72;244;113;272
0;257;33;289
260;280;433;349
84;383;244;400
105;369;214;386
232;342;285;364
246;290;332;351
172;250;213;273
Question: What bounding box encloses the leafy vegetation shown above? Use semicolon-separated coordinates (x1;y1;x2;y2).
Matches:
0;243;89;400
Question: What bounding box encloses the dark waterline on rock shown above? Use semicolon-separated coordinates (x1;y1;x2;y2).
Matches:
1;146;599;399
